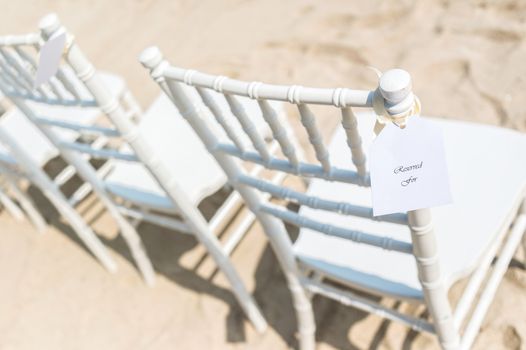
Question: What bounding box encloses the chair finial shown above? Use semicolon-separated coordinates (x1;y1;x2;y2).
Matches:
374;69;419;129
379;69;411;104
139;46;163;69
39;13;61;38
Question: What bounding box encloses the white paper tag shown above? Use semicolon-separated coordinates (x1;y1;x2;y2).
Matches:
34;32;66;89
370;117;452;216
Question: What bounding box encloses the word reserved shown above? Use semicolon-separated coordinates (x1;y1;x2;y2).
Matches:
370;118;452;216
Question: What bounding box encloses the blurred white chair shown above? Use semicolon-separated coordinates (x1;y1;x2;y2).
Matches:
0;13;301;332
142;46;526;350
0;18;159;282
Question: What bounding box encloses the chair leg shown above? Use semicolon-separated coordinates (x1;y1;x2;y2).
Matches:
111;211;156;286
193;225;268;333
46;184;117;272
256;210;316;349
408;209;459;349
38;143;153;284
288;276;316;350
0;128;117;273
0;183;25;221
32;172;117;272
80;185;155;285
5;178;47;233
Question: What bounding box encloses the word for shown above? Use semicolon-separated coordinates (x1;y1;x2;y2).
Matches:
401;176;418;187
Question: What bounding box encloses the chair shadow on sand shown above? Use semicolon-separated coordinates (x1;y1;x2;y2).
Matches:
21;158;424;349
24;155;508;350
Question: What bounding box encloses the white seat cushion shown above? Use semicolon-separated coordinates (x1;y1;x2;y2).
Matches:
294;113;526;300
105;91;278;210
0;71;126;167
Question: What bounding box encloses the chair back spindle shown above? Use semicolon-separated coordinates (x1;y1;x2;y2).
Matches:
297;103;331;173
258;99;300;169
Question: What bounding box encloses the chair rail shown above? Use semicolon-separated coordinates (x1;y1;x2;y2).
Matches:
238;174;407;225
217;143;369;185
163;66;374;107
260;203;413;253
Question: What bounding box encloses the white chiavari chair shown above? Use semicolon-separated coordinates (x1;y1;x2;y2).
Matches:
0;13;302;331
141;46;526;350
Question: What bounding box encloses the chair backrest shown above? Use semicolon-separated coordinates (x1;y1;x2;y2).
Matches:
140;46;460;347
140;47;422;255
0;30;98;107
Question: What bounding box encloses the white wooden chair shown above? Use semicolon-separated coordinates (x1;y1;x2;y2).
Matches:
141;46;526;350
0;13;299;331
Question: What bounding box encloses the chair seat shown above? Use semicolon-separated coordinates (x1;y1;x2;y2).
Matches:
105;92;277;211
0;71;126;167
294;113;526;301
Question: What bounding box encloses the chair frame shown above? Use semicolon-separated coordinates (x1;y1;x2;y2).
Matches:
0;13;276;332
140;46;526;350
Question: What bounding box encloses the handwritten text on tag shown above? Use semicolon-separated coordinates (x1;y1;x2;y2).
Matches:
34;32;66;89
370;117;452;216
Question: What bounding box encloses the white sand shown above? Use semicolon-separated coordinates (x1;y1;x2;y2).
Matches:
0;1;525;349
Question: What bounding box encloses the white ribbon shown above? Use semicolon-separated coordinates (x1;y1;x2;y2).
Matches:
373;88;421;127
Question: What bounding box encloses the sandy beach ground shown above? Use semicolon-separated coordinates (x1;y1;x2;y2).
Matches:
1;0;526;349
